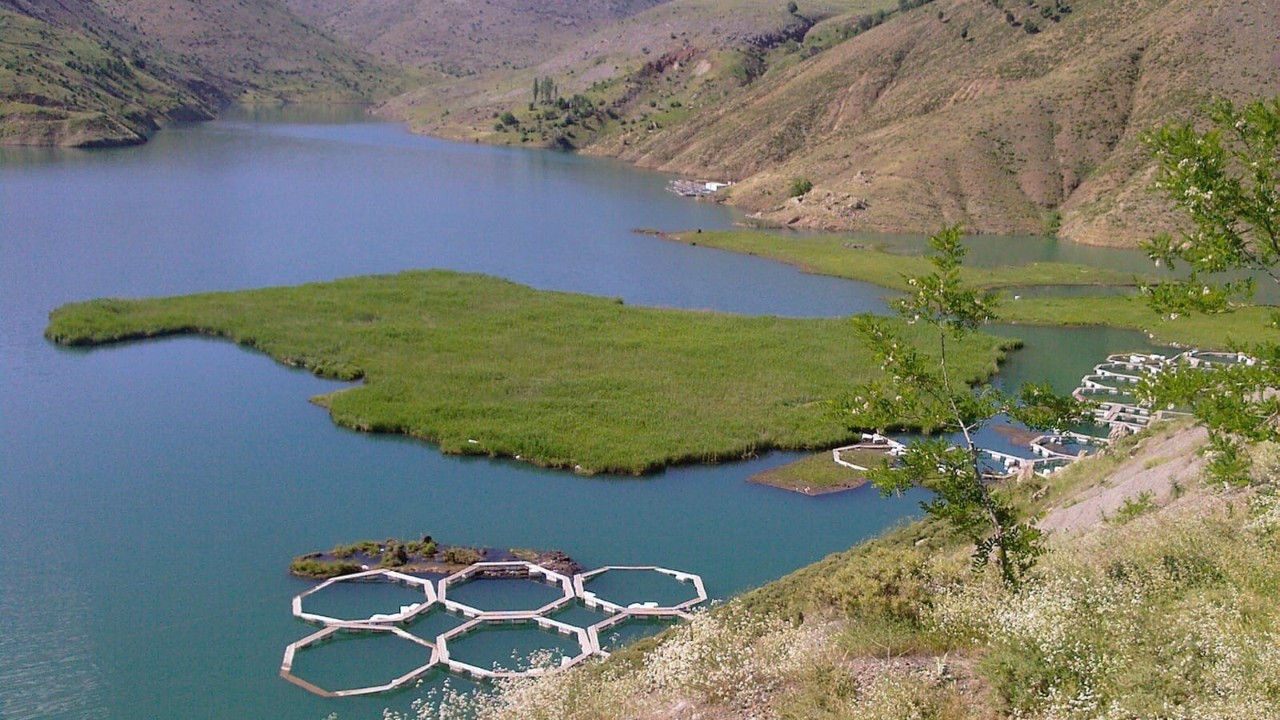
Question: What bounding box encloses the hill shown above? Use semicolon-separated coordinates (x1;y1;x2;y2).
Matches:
380;0;882;142
401;421;1280;719
0;3;226;146
0;0;406;147
388;0;1278;247
280;0;671;76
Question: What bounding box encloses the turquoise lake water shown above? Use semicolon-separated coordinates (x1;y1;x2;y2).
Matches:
1;108;1164;719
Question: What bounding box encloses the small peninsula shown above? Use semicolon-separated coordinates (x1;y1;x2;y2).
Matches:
662;230;1271;349
290;537;581;578
749;452;872;495
44;270;1012;474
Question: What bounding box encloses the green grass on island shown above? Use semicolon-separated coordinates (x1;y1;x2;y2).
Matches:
668;230;1273;349
747;449;889;495
46;270;1011;474
998;294;1277;349
668;230;1146;292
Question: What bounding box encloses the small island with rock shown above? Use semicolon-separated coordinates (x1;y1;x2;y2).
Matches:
290;536;581;578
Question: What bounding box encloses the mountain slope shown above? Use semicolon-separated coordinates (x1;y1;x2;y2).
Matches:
281;0;671;75
594;0;1278;245
387;0;1277;247
382;0;889;141
90;0;405;104
0;0;406;146
591;0;1280;243
0;4;226;147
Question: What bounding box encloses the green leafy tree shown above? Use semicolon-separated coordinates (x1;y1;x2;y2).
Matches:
836;226;1088;586
1138;96;1280;484
788;177;813;197
538;76;558;106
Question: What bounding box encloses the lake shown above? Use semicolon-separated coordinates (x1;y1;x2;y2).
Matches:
0;107;1162;720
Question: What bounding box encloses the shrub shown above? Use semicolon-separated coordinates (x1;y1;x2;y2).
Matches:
381;541;409;567
290;558;361;577
442;547;483;565
787;177;813;197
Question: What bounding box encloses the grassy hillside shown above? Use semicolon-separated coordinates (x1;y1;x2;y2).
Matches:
90;0;406;104
281;0;671;75
0;0;407;146
44;270;1010;474
382;0;891;142
406;422;1280;719
0;5;225;146
388;0;1277;248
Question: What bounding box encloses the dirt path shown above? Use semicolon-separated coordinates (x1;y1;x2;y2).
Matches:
1039;425;1208;533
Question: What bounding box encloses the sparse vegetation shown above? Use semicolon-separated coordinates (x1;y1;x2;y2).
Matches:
395;425;1280;720
1109;490;1156;522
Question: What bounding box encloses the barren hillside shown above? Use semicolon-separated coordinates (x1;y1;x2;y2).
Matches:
281;0;671;75
598;0;1279;245
387;0;1278;247
0;0;405;146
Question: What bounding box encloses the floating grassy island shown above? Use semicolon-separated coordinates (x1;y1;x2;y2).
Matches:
46;270;1011;474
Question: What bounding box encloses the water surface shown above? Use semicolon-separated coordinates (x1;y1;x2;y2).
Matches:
0;109;1163;720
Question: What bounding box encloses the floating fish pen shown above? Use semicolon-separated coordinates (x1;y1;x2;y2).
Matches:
1071;349;1238;433
280;562;708;695
832;432;906;471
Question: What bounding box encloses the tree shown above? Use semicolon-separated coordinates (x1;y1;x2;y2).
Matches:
788;177;813;197
836;227;1088;586
786;1;799;14
1137;96;1280;484
537;76;558;106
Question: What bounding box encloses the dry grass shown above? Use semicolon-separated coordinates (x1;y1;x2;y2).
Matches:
401;425;1280;719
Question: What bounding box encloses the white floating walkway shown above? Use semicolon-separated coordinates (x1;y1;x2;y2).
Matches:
832;433;906;470
280;561;707;696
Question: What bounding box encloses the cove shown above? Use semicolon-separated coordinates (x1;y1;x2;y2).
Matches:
0;108;1160;720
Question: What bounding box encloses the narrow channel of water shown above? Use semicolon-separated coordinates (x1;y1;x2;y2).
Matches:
0;109;1168;720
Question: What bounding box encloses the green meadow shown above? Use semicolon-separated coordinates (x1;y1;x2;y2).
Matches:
46;270;1011;474
747;450;883;495
670;230;1144;291
670;230;1270;348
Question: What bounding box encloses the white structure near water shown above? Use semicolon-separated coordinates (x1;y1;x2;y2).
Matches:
280;561;707;696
